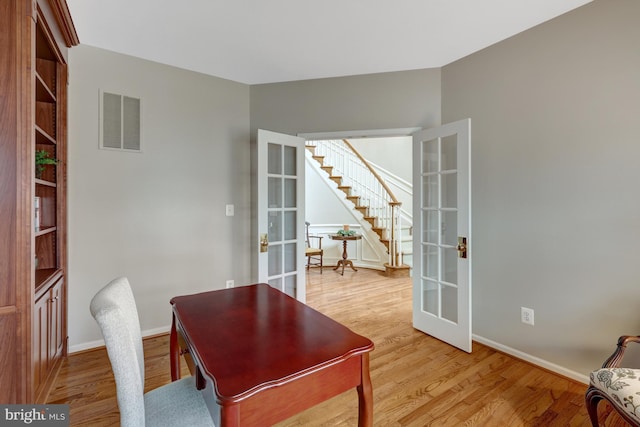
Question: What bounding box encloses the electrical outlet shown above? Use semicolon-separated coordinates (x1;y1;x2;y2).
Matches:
225;204;234;216
226;280;234;288
521;307;534;326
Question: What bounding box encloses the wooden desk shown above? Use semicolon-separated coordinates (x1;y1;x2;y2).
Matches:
330;234;362;275
170;284;374;426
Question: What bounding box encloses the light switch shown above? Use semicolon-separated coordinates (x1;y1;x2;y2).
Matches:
225;204;234;216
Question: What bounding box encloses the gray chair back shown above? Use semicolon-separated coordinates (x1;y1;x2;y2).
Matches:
90;277;146;427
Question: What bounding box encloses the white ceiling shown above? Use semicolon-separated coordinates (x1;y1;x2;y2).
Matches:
66;0;592;85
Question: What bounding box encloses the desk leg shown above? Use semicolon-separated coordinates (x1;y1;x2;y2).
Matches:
221;403;240;427
357;353;373;427
170;313;181;381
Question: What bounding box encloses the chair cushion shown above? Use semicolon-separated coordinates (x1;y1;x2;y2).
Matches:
590;367;640;421
144;376;215;427
306;248;322;255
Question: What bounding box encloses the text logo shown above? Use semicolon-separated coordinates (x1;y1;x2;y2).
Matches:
0;405;69;426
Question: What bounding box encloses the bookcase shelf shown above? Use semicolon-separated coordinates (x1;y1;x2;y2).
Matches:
36;125;57;145
35;73;56;103
35;178;56;187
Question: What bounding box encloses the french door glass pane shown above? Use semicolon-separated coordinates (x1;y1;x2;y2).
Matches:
284;178;296;208
268;177;282;208
268;243;282;276
268;143;282;174
268;277;282;290
443;247;458;284
442;172;457;209
284;146;296;175
441;135;457;170
422;139;439;173
442;284;458;322
284;242;296;273
423;210;439;242
284;275;296;298
422;280;438;315
284;211;296;240
422;175;438;208
423;245;438;279
268;211;282;242
442;210;457;246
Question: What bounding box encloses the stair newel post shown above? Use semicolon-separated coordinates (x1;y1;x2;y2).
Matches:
391;203;397;267
390;202;403;267
387;203;393;267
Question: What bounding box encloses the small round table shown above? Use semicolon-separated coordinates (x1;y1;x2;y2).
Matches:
330;234;362;275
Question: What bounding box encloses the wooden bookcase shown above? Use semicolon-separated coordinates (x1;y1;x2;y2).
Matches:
0;0;77;403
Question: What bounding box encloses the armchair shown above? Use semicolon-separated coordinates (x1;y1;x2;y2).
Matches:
586;335;640;426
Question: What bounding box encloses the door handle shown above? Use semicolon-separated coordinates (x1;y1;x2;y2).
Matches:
457;237;468;259
260;233;269;252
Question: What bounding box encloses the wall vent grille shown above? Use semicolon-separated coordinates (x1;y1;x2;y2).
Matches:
100;91;141;152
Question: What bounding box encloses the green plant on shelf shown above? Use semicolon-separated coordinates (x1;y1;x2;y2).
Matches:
336;229;356;236
35;150;57;179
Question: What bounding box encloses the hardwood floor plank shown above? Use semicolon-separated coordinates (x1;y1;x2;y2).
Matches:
49;268;627;426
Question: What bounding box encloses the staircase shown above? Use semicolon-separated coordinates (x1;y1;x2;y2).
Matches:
306;140;411;276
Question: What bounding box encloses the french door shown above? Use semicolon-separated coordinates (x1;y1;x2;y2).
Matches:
257;130;306;302
412;119;472;352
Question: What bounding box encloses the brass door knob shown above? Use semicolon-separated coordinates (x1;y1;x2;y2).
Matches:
457;237;468;259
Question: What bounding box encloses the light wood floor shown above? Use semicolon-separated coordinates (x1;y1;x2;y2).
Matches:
48;268;624;426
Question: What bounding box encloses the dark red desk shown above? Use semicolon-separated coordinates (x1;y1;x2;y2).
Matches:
170;284;374;426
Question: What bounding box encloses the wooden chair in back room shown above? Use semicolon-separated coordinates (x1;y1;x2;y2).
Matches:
305;221;324;273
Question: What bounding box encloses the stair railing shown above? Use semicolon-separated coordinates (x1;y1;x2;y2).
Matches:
367;160;413;236
307;139;406;267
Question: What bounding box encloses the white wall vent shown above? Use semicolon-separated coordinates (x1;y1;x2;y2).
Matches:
100;91;141;151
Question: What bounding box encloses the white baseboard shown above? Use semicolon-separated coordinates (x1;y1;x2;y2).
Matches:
68;325;171;354
473;334;589;385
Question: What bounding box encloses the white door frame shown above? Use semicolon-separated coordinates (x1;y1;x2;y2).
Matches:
299;127;422;141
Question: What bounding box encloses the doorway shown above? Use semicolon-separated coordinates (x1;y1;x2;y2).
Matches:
302;129;418;272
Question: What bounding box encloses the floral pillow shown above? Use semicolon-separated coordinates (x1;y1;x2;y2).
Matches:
591;368;640;421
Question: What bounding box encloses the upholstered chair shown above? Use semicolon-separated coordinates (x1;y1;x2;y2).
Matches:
90;277;215;427
586;335;640;426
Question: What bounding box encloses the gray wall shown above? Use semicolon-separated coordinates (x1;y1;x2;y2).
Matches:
68;46;251;349
442;0;640;375
250;69;441;136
